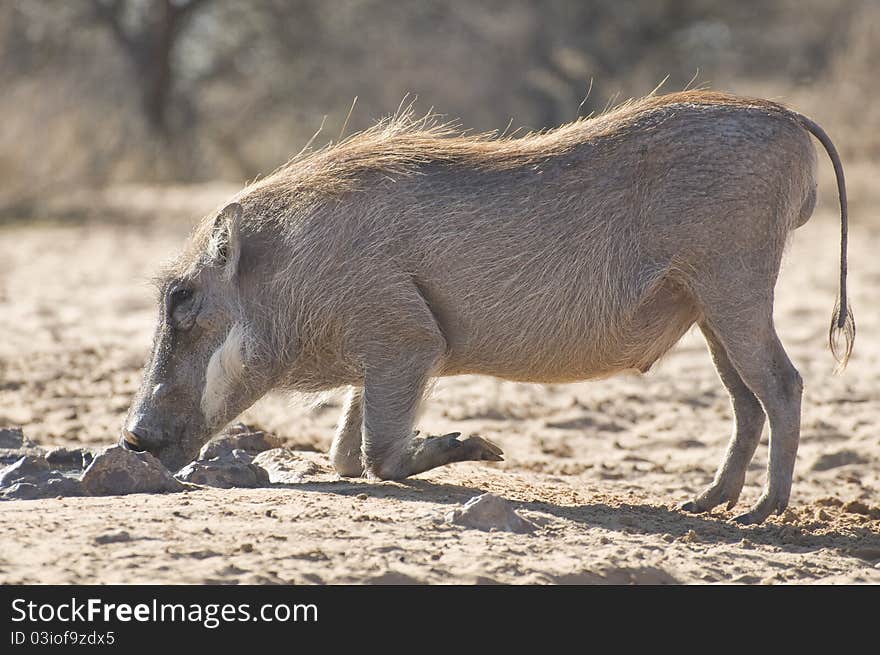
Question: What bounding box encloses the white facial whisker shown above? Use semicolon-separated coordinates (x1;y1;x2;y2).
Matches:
200;323;245;425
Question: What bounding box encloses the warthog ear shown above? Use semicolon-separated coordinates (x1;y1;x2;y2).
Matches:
210;202;242;281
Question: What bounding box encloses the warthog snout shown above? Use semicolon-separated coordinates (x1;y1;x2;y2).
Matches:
119;404;194;470
119;429;146;453
120;409;163;454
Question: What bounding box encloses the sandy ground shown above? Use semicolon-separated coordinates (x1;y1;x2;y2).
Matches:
0;196;878;584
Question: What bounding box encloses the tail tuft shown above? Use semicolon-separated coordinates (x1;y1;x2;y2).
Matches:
829;299;855;372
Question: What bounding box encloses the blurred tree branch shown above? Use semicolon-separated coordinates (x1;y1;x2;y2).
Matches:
91;0;209;134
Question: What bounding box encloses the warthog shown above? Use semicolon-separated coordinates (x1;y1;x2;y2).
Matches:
122;90;853;524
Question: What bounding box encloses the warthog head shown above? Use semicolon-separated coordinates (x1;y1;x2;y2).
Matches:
121;202;270;470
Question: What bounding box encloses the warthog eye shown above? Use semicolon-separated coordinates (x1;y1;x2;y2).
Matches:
167;286;196;328
170;287;193;305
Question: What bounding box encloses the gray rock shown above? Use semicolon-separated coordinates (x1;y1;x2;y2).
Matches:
198;424;282;460
175;456;270;488
1;475;85;500
94;530;133;545
445;493;537;534
45;447;94;470
0;455;50;486
0;445;46;466
1;482;42;500
82;446;186;495
42;476;86;497
251;448;333;484
0;453;88;499
0;427;25;448
0;427;42;458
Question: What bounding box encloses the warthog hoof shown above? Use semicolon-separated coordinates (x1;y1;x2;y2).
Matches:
732;492;789;525
369;432;505;480
424;432;505;463
680;474;747;514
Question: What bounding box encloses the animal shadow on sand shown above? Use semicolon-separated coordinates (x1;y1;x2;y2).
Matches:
290;479;880;559
528;501;880;558
287;478;487;506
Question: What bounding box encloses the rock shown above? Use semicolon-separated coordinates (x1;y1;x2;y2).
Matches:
1;482;42;500
1;475;85;500
41;476;86;497
0;444;46;466
0;453;87;499
175;456;270;488
810;450;868;472
251;448;333;484
0;428;45;466
45;447;94;470
49;448;93;469
94;530;133;545
198;424;282;460
0;427;25;448
0;455;50;486
82;446;186;495
445;493;537;534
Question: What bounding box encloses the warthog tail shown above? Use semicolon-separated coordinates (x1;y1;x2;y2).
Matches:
795;113;854;371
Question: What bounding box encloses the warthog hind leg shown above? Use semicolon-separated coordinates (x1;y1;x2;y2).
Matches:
692;298;802;524
681;321;766;514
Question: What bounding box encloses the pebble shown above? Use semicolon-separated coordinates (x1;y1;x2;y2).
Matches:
94;530;133;545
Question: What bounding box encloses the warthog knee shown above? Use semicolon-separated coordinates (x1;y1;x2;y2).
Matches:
329;449;365;478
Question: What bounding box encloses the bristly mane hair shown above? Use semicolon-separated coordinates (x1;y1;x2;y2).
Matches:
237;91;788;206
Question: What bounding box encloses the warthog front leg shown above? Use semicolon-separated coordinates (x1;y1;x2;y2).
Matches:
682;322;766;514
329;386;365;477
360;351;503;480
693;308;802;524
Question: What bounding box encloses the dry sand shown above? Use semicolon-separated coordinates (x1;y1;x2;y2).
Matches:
0;198;878;584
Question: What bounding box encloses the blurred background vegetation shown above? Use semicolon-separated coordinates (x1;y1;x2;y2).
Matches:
1;0;877;219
